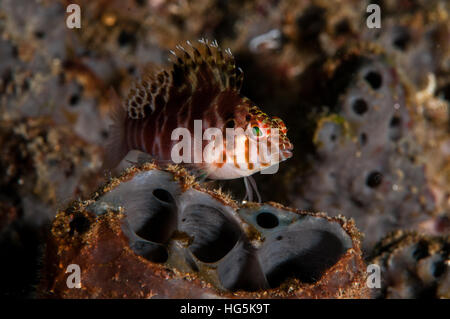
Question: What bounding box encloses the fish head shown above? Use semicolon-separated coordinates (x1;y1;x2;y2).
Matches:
221;102;293;176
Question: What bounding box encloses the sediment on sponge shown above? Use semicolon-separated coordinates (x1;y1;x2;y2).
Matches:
40;164;369;299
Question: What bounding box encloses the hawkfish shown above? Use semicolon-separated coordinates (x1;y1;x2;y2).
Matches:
105;39;293;202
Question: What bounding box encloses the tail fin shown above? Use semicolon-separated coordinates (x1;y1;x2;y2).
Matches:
103;88;129;169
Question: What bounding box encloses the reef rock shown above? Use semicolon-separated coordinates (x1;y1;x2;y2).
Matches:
370;230;449;298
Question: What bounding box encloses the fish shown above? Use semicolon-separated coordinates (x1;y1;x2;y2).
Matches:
105;39;293;201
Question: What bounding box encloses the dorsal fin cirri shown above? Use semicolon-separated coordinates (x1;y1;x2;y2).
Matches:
125;39;244;120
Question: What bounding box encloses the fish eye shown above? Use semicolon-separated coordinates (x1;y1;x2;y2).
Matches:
252;126;263;137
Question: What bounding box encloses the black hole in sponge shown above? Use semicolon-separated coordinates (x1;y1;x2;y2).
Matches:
390;116;401;127
152;188;175;204
412;241;429;260
365;71;382;90
135;189;177;243
389;116;402;141
179;204;242;263
69;213;91;235
101;130;109;139
393;30;410;51
69;94;80;106
34;31;45;39
334;19;351;35
132;241;168;263
360;133;367;146
256;212;279;229
366;171;383;188
432;260;447;278
437;84;450;102
134;0;146;6
117;30;136;47
261;229;347;287
352;99;368;115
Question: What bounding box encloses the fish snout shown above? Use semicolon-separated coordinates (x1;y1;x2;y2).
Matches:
281;142;293;159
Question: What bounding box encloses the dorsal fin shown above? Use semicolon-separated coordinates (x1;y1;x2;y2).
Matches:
125;39;244;120
126;68;170;119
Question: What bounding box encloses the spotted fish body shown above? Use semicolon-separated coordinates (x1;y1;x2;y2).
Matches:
105;39;293;180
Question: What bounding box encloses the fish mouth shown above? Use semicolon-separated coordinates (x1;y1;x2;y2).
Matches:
282;150;293;159
281;143;293;159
